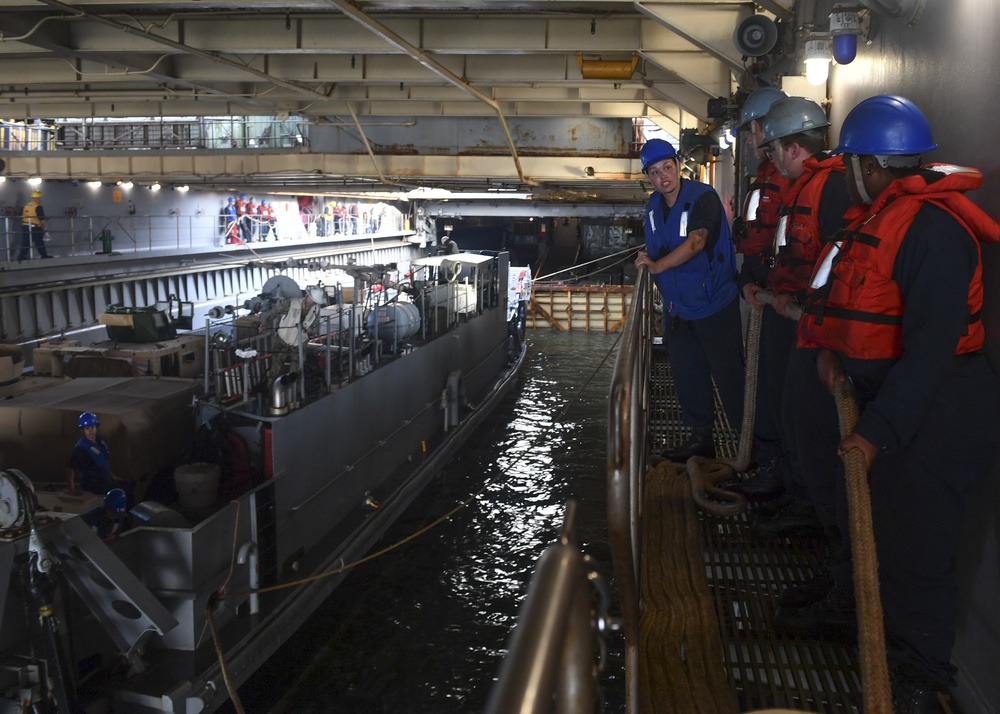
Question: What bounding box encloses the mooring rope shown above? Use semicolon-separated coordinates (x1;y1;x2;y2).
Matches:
827;356;893;714
669;304;763;518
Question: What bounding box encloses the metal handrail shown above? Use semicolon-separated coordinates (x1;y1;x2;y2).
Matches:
606;267;653;713
1;211;407;262
484;501;601;714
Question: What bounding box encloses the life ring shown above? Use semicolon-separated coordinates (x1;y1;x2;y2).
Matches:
65;206;78;218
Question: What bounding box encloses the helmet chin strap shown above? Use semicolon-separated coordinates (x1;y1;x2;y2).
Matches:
849;154;874;205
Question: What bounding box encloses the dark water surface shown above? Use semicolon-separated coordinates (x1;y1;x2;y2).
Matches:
228;329;625;713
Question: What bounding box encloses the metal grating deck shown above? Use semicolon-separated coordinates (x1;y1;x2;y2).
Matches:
646;350;865;713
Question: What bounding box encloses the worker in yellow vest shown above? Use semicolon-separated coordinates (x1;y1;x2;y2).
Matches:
19;190;52;261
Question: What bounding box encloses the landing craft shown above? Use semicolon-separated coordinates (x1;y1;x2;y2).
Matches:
0;250;530;712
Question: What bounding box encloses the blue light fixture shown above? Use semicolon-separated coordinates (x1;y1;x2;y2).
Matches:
830;8;862;64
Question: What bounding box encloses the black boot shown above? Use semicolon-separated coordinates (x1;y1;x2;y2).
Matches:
774;585;856;642
662;431;715;462
729;461;785;500
891;663;945;714
751;500;824;540
776;569;833;608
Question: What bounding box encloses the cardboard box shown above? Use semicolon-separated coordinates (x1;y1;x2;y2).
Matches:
37;489;103;515
0;344;24;384
0;376;203;502
91;334;206;378
31;340;81;376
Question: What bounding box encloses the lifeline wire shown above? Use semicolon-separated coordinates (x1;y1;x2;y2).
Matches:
534;245;641;283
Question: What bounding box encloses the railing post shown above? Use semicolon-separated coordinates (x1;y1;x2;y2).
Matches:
607;268;651;714
484;501;600;714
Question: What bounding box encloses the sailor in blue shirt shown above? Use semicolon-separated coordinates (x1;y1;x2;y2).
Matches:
67;411;117;496
81;488;131;541
634;139;745;461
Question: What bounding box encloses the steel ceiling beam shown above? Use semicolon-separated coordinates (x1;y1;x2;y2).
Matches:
320;0;535;189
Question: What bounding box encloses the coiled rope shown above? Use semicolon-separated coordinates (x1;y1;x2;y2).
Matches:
672;303;763;517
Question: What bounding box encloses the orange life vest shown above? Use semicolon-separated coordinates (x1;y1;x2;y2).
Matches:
736;159;790;256
767;154;846;295
798;164;1000;359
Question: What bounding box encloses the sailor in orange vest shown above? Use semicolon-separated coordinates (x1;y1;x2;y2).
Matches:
246;197;259;241
260;199;275;240
333;201;347;234
799;96;1000;710
19;190;52;261
236;193;250;243
731;87;793;500
755;97;855;634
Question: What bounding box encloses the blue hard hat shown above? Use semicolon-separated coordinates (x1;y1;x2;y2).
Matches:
239;194;247;200
640;139;678;173
78;411;100;428
740;87;787;127
260;199;268;205
835;95;937;156
228;197;236;203
105;488;127;513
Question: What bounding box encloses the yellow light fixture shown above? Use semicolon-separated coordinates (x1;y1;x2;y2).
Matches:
576;53;638;80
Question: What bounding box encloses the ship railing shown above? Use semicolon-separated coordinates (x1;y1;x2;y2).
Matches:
0;210;409;262
484;500;612;714
203;295;368;408
606;266;653;713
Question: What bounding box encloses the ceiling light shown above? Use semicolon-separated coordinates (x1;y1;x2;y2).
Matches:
804;38;832;86
88;180;102;188
27;177;42;186
177;185;190;192
150;182;161;191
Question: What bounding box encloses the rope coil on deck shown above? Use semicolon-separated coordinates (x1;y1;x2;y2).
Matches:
640;458;739;714
660;304;764;518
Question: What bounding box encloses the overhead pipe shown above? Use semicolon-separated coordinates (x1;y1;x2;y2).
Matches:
858;0;925;25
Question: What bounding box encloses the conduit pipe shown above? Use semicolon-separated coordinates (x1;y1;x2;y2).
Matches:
858;0;925;24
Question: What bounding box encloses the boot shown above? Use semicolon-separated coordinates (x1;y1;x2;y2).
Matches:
891;663;945;714
776;569;833;608
662;431;715;462
729;461;785;500
751;500;824;540
774;585;856;642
